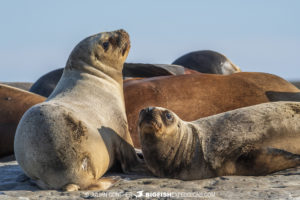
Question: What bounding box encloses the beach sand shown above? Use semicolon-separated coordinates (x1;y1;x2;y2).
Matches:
1;156;300;200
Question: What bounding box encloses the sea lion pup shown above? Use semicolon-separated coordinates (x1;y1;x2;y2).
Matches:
172;50;241;74
139;103;300;180
0;84;45;157
125;72;300;148
14;29;144;191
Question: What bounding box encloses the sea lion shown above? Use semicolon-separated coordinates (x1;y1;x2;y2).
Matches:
172;50;241;74
29;64;192;97
14;29;145;191
139;103;300;180
291;81;300;89
124;72;300;148
0;84;45;157
122;63;189;79
29;68;63;97
1;82;33;91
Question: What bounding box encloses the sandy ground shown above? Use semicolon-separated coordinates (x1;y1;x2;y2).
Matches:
1;156;300;200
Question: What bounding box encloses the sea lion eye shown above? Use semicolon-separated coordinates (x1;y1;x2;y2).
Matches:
102;42;109;51
165;112;173;120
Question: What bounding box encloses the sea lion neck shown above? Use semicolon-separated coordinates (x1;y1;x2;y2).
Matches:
159;121;198;178
65;61;123;85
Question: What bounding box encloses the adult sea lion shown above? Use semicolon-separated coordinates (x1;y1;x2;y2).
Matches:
29;68;63;97
138;103;300;180
0;84;45;157
14;29;144;191
172;50;241;74
1;82;33;91
124;72;300;148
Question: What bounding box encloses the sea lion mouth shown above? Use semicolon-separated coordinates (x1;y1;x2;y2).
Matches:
140;121;162;133
122;43;129;56
139;107;163;134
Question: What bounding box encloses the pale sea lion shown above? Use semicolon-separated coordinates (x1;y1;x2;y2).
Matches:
124;72;300;148
172;50;241;74
0;84;45;157
139;103;300;180
14;29;145;191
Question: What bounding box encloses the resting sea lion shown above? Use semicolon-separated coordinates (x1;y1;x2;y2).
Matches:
124;72;300;148
29;68;63;97
172;50;241;74
1;82;33;91
139;103;300;180
29;64;193;97
14;29;144;191
0;84;45;157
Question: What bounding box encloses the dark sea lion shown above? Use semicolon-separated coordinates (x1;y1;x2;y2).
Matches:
124;72;300;148
14;29;145;191
138;103;300;180
291;81;300;89
172;50;241;74
29;68;63;97
122;63;187;79
0;84;45;157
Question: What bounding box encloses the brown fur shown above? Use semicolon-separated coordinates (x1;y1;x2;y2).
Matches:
2;72;299;157
125;72;300;148
0;84;45;157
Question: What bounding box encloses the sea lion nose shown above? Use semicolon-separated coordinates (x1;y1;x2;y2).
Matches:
139;107;154;118
146;107;154;113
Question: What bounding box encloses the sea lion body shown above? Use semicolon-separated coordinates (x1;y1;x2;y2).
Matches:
1;82;33;91
14;29;143;191
139;103;300;180
125;72;300;148
0;84;45;157
172;50;241;74
29;68;63;97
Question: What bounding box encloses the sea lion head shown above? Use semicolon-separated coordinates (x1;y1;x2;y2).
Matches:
66;29;131;72
138;107;185;177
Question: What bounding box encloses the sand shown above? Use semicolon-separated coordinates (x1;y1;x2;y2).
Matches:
1;156;300;200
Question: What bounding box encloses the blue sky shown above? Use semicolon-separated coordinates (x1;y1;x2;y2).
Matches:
0;0;299;82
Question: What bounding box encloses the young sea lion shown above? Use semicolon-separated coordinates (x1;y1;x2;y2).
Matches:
139;103;300;180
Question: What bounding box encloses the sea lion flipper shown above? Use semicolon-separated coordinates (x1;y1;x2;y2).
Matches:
116;140;150;175
86;177;120;191
236;147;300;176
63;184;80;191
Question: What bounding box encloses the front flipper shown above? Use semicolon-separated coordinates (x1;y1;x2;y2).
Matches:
86;177;120;191
236;147;300;176
62;177;120;191
116;139;151;176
